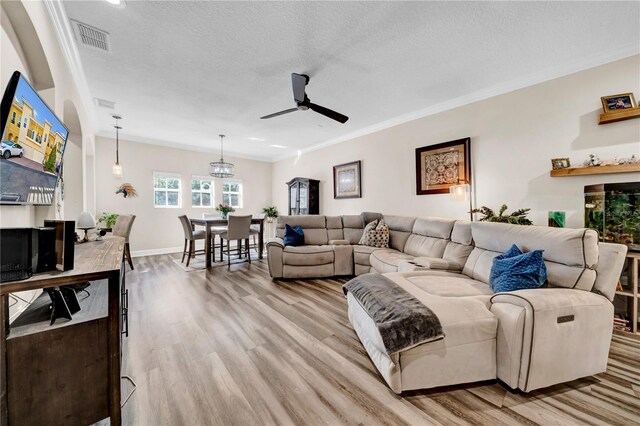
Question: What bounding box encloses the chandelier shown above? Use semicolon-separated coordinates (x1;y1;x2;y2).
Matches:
112;114;122;178
209;134;234;178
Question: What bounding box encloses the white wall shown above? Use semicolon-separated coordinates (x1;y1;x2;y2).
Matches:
1;1;96;322
94;137;272;254
272;55;640;228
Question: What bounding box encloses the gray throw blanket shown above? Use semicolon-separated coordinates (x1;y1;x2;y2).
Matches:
343;273;444;354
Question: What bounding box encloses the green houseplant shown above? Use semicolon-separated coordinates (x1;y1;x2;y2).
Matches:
98;212;119;231
262;206;279;222
470;204;533;225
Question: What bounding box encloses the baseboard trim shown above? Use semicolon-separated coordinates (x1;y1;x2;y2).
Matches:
131;246;183;258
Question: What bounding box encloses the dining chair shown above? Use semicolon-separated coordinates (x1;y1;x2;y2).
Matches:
202;213;227;262
219;215;252;267
113;214;136;269
178;215;206;267
249;213;265;253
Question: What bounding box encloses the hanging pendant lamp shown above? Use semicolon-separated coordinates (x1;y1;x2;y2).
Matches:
112;114;123;178
209;134;234;178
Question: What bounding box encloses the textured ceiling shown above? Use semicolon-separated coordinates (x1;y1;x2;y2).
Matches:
62;1;640;161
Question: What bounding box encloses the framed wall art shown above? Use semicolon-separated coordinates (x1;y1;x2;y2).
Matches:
415;138;471;195
333;160;361;199
601;93;636;113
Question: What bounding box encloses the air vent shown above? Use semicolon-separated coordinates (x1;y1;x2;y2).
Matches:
70;19;111;52
94;98;116;109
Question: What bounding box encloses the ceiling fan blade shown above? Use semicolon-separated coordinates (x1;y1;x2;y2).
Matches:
291;73;309;103
260;107;299;119
307;102;349;123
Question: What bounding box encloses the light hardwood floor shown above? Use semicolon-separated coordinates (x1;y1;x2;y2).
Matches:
120;254;640;425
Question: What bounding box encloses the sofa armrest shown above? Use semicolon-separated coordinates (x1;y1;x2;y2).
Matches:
593;242;627;301
266;238;285;278
266;237;284;248
413;256;462;271
329;239;350;245
490;288;613;392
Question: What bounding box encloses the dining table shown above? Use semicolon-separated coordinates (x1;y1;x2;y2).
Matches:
189;217;265;268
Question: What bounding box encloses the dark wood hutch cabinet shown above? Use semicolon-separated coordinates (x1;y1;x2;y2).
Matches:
287;178;319;215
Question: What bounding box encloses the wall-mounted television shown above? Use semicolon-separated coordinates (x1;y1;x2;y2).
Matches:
0;71;68;205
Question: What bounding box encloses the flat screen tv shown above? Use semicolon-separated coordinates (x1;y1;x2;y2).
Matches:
0;71;69;205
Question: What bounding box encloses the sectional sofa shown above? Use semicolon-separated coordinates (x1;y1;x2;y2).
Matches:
266;213;627;393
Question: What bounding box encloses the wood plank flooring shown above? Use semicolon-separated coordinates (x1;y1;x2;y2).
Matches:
119;254;640;425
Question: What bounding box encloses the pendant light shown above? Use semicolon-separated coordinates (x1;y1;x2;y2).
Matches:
112;114;123;178
209;134;234;178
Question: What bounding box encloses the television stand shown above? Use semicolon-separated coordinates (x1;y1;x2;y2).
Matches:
0;236;125;426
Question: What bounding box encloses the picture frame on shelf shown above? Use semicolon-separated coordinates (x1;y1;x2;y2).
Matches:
333;160;361;199
601;93;636;113
551;158;571;170
415;137;470;195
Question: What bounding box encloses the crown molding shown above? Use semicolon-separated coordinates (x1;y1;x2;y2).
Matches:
43;0;97;133
273;45;640;163
95;131;273;163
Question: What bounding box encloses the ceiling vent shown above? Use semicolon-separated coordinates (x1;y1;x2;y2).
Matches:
94;97;116;109
70;19;111;52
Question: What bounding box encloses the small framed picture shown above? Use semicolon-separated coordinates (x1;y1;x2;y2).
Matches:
333;160;361;199
551;158;570;170
601;93;636;113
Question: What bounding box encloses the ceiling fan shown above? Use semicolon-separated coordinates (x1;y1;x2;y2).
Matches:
260;73;349;124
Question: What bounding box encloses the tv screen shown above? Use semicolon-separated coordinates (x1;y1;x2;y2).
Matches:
0;71;68;205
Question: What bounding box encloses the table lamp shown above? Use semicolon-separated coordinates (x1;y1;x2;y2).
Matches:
77;211;96;243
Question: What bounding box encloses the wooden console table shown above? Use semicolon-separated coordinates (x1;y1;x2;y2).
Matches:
0;236;125;426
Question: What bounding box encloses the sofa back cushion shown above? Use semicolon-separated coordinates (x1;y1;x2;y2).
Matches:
382;215;416;252
463;222;599;291
342;215;364;244
326;216;344;241
403;217;456;258
442;221;474;267
276;215;328;245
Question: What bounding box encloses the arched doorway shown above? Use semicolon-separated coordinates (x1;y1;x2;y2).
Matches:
62;100;83;221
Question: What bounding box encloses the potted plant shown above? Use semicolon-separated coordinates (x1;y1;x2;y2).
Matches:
262;206;279;223
470;204;533;225
97;212;119;231
216;203;235;220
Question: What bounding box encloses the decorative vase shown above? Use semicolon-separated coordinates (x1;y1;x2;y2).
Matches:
222;212;228;220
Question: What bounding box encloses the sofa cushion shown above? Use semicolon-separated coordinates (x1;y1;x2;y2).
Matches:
282;245;334;266
326;216;344;241
403;235;448;258
451;221;473;245
411;217;456;239
383;215;416;252
370;250;414;273
283;224;304;247
406;272;493;298
354;245;388;266
466;222;598;291
276;215;329;245
358;219;390;248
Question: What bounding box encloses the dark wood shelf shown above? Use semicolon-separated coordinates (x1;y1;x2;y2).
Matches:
8;280;108;339
550;163;640;177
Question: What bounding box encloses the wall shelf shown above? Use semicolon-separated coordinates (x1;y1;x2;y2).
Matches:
550;163;640;177
599;107;640;125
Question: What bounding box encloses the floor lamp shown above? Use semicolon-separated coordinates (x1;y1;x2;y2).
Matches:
450;181;473;221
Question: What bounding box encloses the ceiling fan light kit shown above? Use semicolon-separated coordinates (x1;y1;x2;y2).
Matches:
261;73;349;124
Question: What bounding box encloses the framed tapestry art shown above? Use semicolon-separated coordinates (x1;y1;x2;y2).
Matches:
333;160;361;199
415;138;471;195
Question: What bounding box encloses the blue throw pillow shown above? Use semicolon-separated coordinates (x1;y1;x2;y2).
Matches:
283;224;304;246
490;247;547;293
489;244;523;284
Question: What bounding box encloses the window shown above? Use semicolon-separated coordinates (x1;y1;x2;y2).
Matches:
191;176;213;208
11;112;16;124
153;173;181;208
222;180;242;208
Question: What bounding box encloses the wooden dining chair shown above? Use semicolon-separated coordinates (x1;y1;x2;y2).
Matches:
113;214;136;269
219;215;252;267
178;215;206;267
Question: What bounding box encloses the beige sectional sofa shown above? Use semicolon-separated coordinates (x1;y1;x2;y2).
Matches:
266;213;628;394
